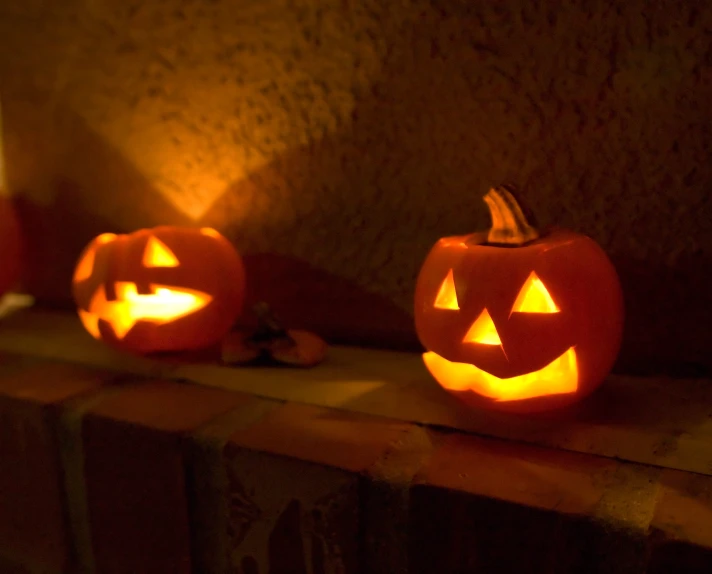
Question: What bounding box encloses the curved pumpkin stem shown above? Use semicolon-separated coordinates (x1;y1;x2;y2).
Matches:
484;184;540;246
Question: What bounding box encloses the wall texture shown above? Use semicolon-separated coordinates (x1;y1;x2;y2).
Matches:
0;0;710;374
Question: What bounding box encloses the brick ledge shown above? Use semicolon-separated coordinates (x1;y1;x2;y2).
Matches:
0;310;711;572
0;307;710;477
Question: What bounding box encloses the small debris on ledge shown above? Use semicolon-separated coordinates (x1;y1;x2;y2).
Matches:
222;302;327;367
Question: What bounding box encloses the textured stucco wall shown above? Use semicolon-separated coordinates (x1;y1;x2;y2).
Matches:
0;0;710;374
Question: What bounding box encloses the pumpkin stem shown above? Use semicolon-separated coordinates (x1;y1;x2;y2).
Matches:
484;184;540;246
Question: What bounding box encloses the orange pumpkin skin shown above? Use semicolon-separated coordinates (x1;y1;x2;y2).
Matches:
0;197;22;297
72;227;245;354
415;195;623;413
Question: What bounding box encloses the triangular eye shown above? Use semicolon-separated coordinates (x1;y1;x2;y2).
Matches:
511;272;559;313
434;269;459;310
143;237;180;267
463;308;501;345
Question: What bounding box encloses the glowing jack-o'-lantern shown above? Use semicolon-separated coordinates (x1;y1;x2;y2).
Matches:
415;185;624;413
0;196;22;298
72;226;245;353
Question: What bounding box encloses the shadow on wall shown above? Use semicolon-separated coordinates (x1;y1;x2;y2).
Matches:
8;106;191;304
3;1;712;375
199;5;712;377
612;255;712;378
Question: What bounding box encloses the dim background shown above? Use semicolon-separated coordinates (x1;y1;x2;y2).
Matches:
0;0;710;376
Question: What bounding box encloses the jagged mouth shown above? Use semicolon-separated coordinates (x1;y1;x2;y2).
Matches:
78;282;212;339
423;347;578;402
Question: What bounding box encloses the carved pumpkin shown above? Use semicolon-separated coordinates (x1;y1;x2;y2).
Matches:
415;186;624;413
72;226;245;353
0;196;22;298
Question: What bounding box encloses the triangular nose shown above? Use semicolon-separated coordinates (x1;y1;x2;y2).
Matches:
463;308;501;345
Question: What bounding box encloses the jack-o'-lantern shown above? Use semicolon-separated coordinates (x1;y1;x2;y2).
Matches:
72;226;245;353
414;185;624;413
0;196;22;298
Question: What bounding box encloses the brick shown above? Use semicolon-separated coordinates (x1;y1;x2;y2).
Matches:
362;425;440;574
77;380;256;574
185;396;283;574
222;403;413;574
408;433;658;574
647;469;712;574
0;309;175;380
228;403;412;472
0;361;110;573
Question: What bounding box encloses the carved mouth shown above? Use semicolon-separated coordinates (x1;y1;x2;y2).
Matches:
423;347;578;402
79;282;212;340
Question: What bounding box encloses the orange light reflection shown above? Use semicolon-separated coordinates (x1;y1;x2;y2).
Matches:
79;282;212;340
423;347;578;402
434;269;459;310
462;309;501;345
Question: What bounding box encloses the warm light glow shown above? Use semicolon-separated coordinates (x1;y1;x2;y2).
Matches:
200;227;222;238
96;233;117;244
434;269;459;310
511;272;559;313
463;309;501;345
81;282;212;339
74;234;117;283
438;237;470;249
78;309;102;339
143;237;180;268
423;347;578;402
74;247;97;283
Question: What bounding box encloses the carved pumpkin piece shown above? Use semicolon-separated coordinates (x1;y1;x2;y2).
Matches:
434;269;459;310
463;309;501;345
73;227;245;353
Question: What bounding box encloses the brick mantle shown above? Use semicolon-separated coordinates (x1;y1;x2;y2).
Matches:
0;307;711;573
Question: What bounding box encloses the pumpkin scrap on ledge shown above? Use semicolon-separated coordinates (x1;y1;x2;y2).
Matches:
222;302;327;367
